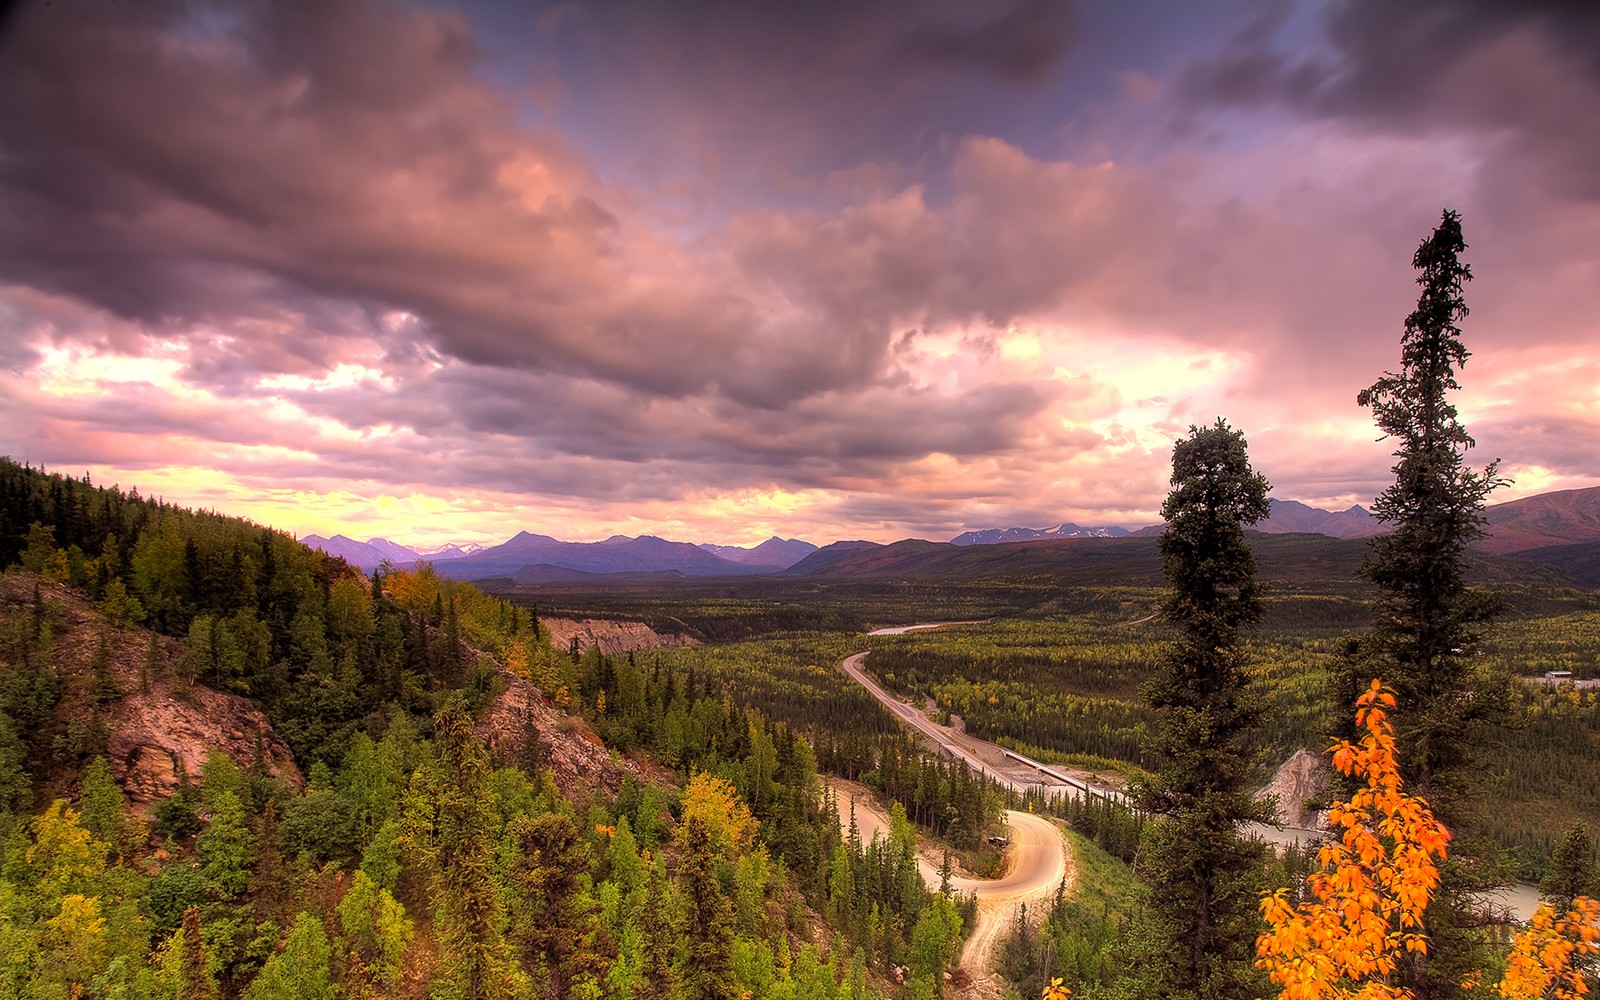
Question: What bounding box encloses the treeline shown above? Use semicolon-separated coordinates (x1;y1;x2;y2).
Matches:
0;458;995;997
861;622;1343;784
632;641;1007;853
0;700;887;998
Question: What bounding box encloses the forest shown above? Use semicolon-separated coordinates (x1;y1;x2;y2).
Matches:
0;456;996;999
1;216;1598;1000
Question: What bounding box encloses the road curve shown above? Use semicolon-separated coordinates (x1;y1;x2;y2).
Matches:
845;636;1543;922
951;810;1069;980
830;782;1070;988
840;652;1003;781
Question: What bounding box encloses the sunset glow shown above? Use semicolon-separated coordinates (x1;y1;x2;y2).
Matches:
2;0;1597;547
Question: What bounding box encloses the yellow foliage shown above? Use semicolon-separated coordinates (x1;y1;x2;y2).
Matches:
1499;897;1600;1000
27;801;111;903
504;642;531;679
1042;977;1073;999
383;563;443;615
1256;680;1450;1000
678;772;756;860
46;893;105;941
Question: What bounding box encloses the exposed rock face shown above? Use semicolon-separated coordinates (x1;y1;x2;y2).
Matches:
540;617;695;655
0;573;302;802
108;684;301;802
475;673;629;800
1259;748;1329;829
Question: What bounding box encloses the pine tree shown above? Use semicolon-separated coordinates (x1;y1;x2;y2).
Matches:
1137;417;1272;1000
677;814;739;1000
638;853;678;1000
409;699;513;999
506;811;602;994
178;906;219;1000
1353;210;1508;999
1541;824;1599;915
1355;209;1505;810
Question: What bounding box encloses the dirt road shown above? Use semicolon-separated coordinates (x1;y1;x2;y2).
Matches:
829;779;1072;994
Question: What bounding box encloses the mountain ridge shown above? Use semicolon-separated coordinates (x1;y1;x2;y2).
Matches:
296;487;1600;579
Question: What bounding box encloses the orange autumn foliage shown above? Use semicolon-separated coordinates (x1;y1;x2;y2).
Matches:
1499;897;1600;1000
1041;977;1072;1000
1256;680;1452;1000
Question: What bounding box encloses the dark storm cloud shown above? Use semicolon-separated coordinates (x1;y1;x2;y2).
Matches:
536;0;1081;176
268;359;1078;501
901;0;1080;86
0;0;1087;419
0;0;622;370
1181;0;1600;201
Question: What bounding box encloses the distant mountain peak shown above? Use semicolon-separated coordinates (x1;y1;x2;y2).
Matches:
698;536;818;570
1257;499;1383;539
950;523;1131;546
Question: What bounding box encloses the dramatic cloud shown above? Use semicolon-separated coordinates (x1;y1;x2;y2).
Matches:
1;0;1596;546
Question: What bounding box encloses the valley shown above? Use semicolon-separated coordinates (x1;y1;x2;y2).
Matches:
3;458;1598;998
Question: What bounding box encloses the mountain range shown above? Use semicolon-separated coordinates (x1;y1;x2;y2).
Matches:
298;486;1600;584
699;537;819;568
950;523;1132;545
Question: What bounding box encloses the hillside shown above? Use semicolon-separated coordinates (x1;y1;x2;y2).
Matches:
432;530;765;580
1481;485;1600;554
0;458;946;999
0;572;302;802
785;531;1582;593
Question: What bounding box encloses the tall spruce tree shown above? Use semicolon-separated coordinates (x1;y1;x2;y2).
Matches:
1541;823;1599;915
1137;417;1272;1000
1353;209;1508;1000
410;699;513;999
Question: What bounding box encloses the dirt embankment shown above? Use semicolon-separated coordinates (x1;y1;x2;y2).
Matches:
475;673;633;802
540;617;695;656
0;573;302;803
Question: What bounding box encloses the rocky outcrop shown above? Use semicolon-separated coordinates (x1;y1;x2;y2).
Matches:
1259;748;1329;829
540;617;695;656
475;674;629;800
107;684;301;801
0;573;302;802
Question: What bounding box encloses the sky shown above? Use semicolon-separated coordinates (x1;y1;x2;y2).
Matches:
1;0;1598;548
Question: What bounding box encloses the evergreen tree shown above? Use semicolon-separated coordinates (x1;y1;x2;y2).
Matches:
0;710;32;815
1353;209;1508;1000
404;699;512;1000
506;811;603;996
178;906;219;1000
1355;209;1505;810
638;854;678;1000
76;756;126;854
677;814;739;1000
1541;824;1599;915
1136;417;1272;1000
198;789;256;898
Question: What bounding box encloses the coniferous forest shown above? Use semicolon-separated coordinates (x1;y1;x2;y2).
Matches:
0;456;994;999
3;213;1600;1000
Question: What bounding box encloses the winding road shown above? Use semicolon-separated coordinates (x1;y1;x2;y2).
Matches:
851;624;1543;922
829;779;1070;994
